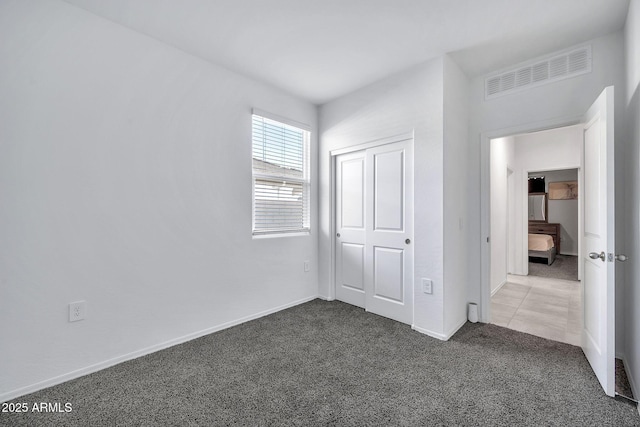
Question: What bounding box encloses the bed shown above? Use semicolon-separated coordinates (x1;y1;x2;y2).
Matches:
528;233;557;265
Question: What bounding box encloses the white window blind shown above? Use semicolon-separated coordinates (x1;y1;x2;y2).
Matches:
252;113;310;235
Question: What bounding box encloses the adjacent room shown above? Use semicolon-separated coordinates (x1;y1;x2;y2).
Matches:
2;0;640;425
489;127;583;345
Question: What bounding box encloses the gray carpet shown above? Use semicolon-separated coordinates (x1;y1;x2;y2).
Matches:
529;254;579;281
1;300;638;426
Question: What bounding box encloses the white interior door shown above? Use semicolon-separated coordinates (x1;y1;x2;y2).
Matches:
581;86;615;396
335;150;367;308
364;141;413;324
335;139;413;325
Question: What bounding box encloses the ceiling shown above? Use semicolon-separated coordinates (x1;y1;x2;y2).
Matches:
63;0;630;105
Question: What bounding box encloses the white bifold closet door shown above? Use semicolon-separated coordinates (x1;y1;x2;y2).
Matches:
335;139;413;325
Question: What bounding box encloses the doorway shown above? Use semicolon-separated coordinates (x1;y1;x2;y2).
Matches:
488;127;583;346
527;168;580;282
481;86;617;397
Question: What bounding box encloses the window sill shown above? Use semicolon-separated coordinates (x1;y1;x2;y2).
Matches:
252;231;311;239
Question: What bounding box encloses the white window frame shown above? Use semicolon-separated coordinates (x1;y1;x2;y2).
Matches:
251;109;311;237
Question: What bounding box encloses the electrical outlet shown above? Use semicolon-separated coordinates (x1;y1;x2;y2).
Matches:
69;301;86;322
422;279;433;294
304;260;310;272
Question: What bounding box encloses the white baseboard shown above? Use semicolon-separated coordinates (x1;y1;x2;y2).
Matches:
0;295;318;403
411;324;448;340
411;317;466;342
491;279;507;297
444;317;468;339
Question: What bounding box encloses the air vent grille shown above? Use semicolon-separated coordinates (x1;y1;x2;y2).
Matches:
516;68;531;87
532;62;549;82
485;45;591;100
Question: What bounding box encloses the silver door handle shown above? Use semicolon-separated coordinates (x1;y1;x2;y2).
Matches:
616;254;628;262
336;233;340;238
589;251;605;261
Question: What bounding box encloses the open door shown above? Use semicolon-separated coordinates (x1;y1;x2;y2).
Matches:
581;86;615;396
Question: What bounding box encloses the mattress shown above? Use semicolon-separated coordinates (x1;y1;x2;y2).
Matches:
528;233;554;251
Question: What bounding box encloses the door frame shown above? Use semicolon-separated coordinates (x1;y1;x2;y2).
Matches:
480;116;583;323
506;167;514;276
329;131;414;302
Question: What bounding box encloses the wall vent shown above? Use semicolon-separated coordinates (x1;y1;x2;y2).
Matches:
485;45;592;100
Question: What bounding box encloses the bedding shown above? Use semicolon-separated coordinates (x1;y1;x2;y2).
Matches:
528;233;554;251
528;233;556;265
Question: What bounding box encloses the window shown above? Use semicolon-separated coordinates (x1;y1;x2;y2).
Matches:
252;110;310;236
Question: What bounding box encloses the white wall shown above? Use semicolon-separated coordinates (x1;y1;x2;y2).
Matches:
319;58;447;337
529;169;580;256
443;56;470;336
0;0;318;401
623;0;640;397
490;136;515;293
511;126;582;274
471;32;626;325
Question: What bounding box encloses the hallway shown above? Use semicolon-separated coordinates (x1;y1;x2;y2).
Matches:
490;275;581;346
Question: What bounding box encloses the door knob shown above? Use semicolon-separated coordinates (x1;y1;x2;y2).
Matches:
336;233;340;238
615;254;628;262
589;251;605;261
405;239;411;244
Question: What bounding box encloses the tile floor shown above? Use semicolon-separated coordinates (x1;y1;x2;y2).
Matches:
490;274;582;346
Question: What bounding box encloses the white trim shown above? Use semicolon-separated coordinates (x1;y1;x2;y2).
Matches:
328;153;336;301
411;324;449;341
480;115;583;323
444;317;468;340
252;230;310;239
0;295;318;403
251;108;311;131
491;279;508;296
411;319;466;341
521;169;530;275
329;131;414;156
